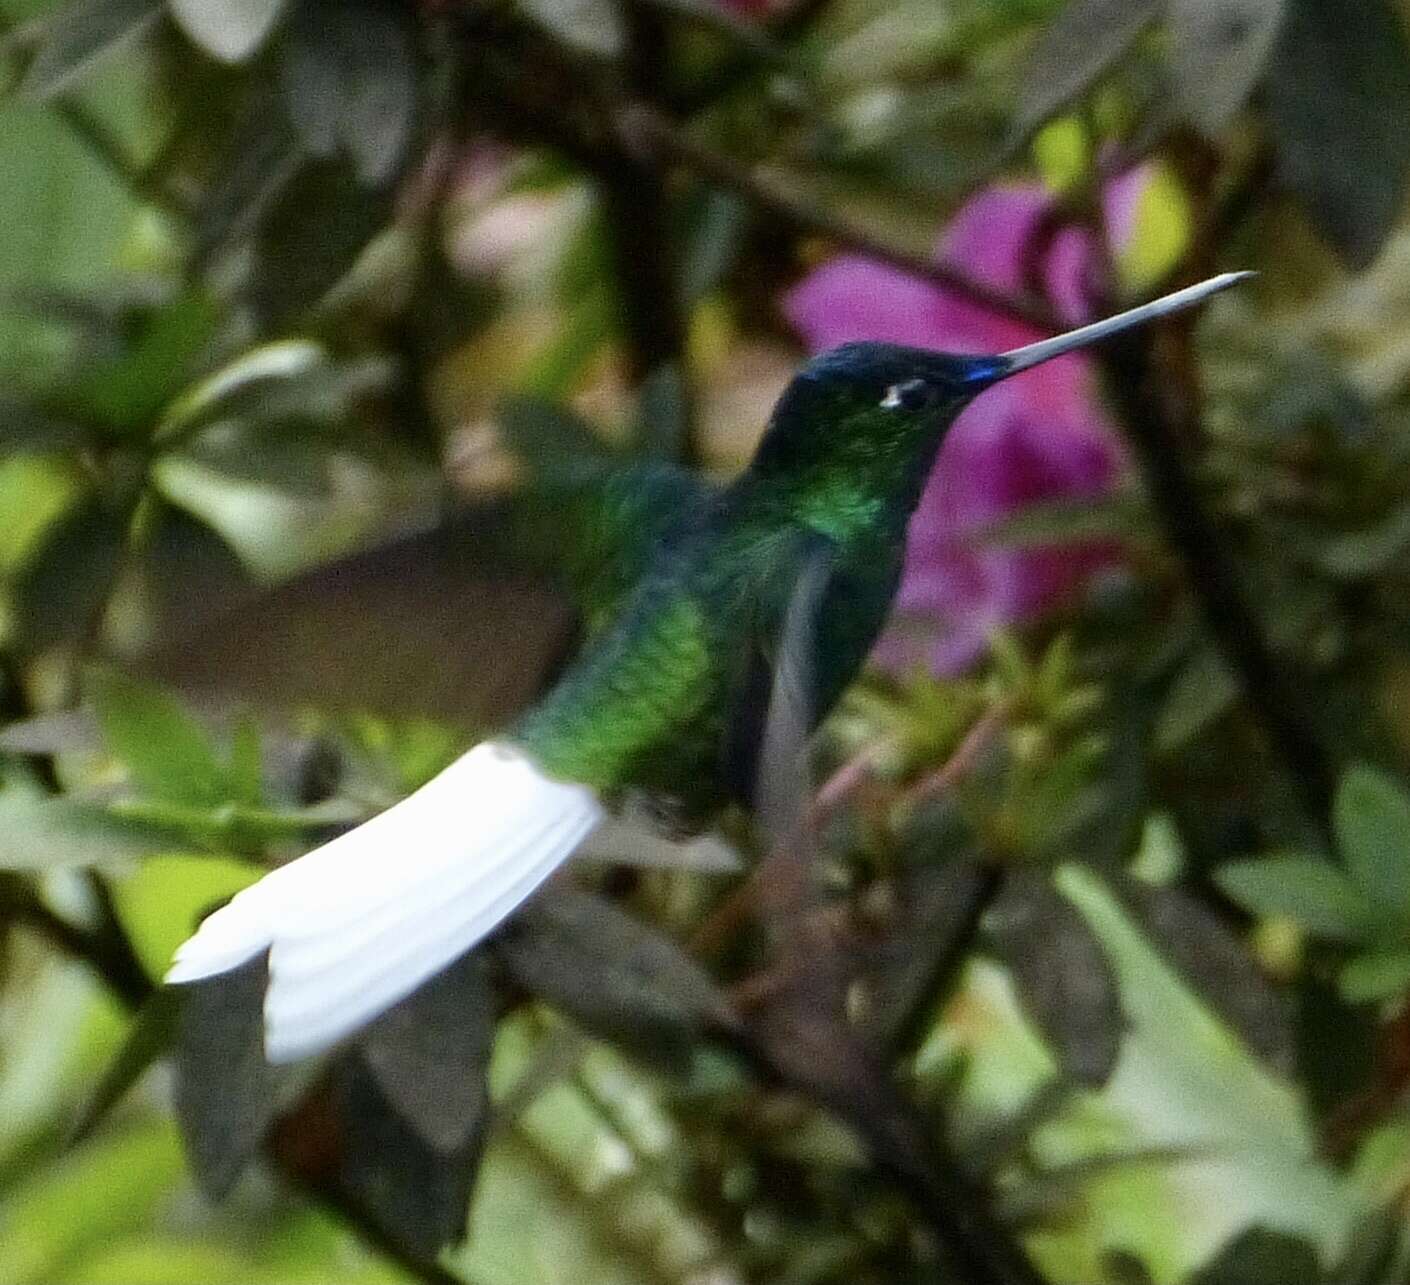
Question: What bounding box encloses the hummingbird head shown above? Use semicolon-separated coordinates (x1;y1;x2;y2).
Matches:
743;272;1252;539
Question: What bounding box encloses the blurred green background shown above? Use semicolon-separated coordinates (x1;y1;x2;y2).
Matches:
4;1;1410;1282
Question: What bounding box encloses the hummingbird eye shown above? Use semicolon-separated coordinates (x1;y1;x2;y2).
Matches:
880;379;936;413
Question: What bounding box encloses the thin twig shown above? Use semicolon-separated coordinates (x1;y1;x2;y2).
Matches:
53;99;189;220
616;103;1060;332
902;701;1011;808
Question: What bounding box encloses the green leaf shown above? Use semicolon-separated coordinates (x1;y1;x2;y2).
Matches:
88;667;229;808
1122;879;1294;1073
1313;502;1410;579
0;1122;185;1283
500;887;733;1066
360;953;493;1154
173;958;275;1198
249;157;391;325
69;988;184;1145
10;491;133;653
68;292;223;431
279;0;421;186
333;1053;480;1260
633;362;690;462
1190;1228;1322;1285
111;853;262;979
168;0;288;63
1334;764;1410;913
495;394;617;482
17;0;163;102
679;189;749;307
154;340;326;442
1167;0;1286;135
227;717;262;808
1011;0;1162;136
518;0;624;57
192;92;302;265
1155;644;1240;752
0;792;187;870
1267;0;1410;269
989;871;1121;1086
1215;854;1372;940
1339;950;1410;1004
0;396;89;455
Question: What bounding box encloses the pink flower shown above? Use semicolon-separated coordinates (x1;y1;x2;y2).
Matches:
783;177;1143;673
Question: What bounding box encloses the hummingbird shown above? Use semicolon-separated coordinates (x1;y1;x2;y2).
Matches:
167;273;1249;1063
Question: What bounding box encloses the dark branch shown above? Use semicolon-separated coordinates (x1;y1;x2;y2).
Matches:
615;103;1060;332
1099;326;1337;832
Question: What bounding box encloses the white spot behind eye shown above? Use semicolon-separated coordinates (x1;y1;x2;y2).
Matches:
881;379;931;412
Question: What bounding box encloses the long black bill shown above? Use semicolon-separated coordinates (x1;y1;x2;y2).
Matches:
988;271;1254;380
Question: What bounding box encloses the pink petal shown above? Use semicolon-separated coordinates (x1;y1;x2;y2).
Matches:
781;257;952;352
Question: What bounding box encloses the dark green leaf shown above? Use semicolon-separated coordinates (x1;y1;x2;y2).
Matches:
633;362;690;462
1339;949;1410;1004
989;871;1121;1086
17;0;163;102
1190;1227;1321;1285
359;953;493;1154
857;851;988;1048
1168;0;1286;135
10;492;133;653
0;792;187;870
636;0;774;51
1155;644;1239;752
88;667;229;809
193;94;303;265
495;395;618;483
518;0;623;56
249;157;391;325
1215;854;1371;939
333;1053;481;1259
1011;0;1162;136
1334;764;1410;913
173;956;276;1199
1267;0;1410;269
499;887;732;1065
169;0;288;63
69;987;184;1144
1314;503;1410;579
0;397;89;454
1121;879;1295;1073
67;291;223;431
279;0;421;186
679;189;749;307
137;502;256;646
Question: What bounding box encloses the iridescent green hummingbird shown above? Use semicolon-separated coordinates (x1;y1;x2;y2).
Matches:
168;273;1248;1061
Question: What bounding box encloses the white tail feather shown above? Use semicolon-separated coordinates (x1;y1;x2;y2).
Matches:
165;741;604;1064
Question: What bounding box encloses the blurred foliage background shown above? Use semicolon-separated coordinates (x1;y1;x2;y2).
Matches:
3;0;1410;1282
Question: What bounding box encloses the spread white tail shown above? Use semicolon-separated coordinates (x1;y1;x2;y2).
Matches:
166;741;604;1064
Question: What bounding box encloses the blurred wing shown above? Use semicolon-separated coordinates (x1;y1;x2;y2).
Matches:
724;533;837;821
